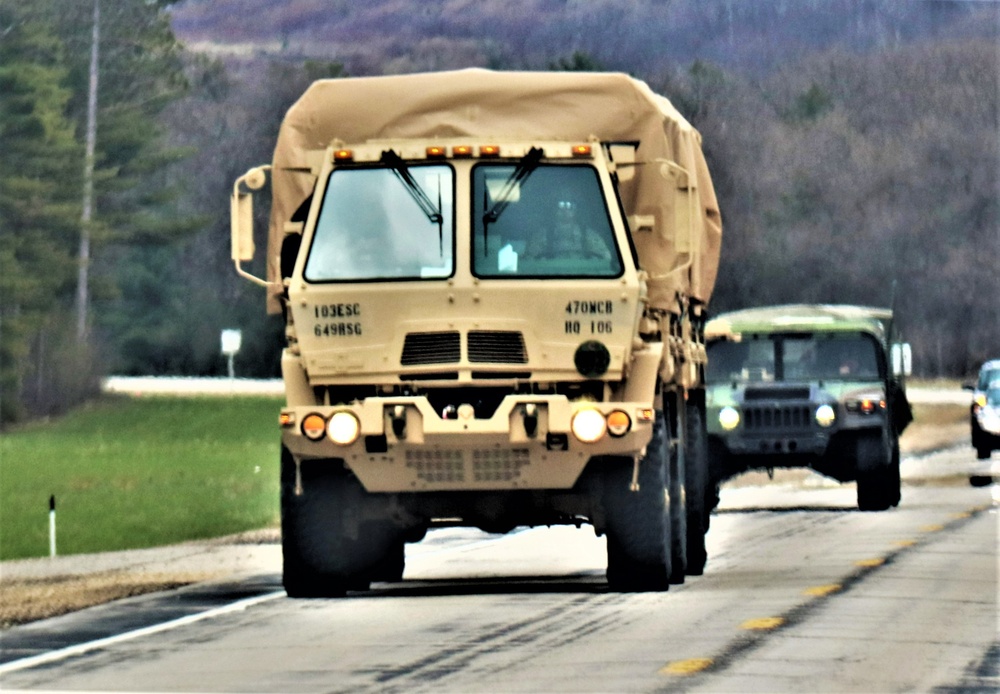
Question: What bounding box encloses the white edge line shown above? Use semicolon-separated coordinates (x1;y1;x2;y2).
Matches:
0;591;284;675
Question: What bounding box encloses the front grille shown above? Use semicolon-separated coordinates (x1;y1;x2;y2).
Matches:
467;331;527;364
743;405;812;431
745;387;810;400
406;449;465;483
405;448;530;484
401;332;461;365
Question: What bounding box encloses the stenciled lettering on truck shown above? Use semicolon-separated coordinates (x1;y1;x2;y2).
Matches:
311;303;363;338
564;299;614;335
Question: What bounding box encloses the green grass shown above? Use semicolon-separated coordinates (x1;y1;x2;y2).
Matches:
0;395;283;560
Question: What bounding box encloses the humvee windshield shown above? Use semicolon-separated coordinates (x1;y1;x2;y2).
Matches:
305;165;455;282
471;164;623;278
706;333;882;384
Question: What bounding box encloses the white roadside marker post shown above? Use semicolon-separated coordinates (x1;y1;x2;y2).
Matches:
49;495;56;557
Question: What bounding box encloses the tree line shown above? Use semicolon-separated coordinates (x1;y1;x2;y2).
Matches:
1;0;997;424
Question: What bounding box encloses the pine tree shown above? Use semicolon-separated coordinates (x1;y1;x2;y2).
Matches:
0;2;84;422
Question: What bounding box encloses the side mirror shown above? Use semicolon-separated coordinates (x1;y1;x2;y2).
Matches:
230;166;271;287
890;342;912;377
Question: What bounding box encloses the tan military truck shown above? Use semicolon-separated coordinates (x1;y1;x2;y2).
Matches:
230;69;722;596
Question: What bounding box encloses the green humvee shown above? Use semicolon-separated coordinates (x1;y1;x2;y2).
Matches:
704;304;912;511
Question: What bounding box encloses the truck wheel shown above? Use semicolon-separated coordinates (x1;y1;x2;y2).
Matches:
684;400;709;576
370;539;405;583
280;447;384;597
668;402;687;584
604;411;671;592
855;433;898;512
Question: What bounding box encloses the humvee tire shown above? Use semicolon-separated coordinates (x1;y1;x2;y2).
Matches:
684;401;709;575
280;448;395;597
855;434;900;512
604;411;671;592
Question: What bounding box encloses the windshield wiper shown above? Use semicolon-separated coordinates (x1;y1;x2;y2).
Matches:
481;147;544;255
380;150;444;253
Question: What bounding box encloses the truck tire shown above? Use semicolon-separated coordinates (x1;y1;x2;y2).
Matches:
668;402;687;585
855;433;899;512
684;400;709;576
280;447;392;597
604;411;671;592
370;540;405;583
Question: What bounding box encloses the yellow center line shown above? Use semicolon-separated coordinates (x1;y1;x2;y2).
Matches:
950;512;971;519
803;584;842;597
854;558;885;568
740;616;784;630
660;658;714;676
920;524;945;532
893;539;917;547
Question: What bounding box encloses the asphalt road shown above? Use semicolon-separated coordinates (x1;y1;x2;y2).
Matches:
1;444;996;694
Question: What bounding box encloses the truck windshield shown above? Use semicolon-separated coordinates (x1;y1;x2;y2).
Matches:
471;164;622;278
304;165;454;282
706;334;882;384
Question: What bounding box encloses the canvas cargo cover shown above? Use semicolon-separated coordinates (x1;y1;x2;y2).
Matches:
266;68;722;313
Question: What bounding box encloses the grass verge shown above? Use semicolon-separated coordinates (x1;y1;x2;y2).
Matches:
0;395;283;561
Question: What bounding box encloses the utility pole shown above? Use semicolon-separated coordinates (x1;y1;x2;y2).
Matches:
77;0;99;342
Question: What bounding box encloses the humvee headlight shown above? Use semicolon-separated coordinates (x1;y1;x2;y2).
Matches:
301;413;327;441
571;409;607;443
327;411;361;445
606;410;632;437
815;404;836;428
718;406;740;431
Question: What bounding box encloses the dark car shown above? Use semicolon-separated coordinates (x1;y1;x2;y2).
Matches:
967;359;1000;460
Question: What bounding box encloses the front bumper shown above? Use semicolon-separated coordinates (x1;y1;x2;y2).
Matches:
281;394;655;492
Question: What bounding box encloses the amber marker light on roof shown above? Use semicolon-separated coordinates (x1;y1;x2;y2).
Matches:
479;144;500;157
333;149;353;161
572;144;592;157
279;412;295;427
426;145;446;158
453;145;473;157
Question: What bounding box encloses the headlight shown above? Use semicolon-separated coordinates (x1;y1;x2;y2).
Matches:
977;407;1000;435
815;404;836;427
571;409;607;443
327;411;361;445
719;406;740;431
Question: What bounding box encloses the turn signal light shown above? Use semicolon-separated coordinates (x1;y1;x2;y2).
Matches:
302;413;327;441
607;410;631;437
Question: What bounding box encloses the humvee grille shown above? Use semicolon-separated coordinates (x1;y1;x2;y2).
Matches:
467;331;527;364
743;405;812;431
401;331;461;365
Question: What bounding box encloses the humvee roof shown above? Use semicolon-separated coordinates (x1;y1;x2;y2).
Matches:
705;304;893;343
